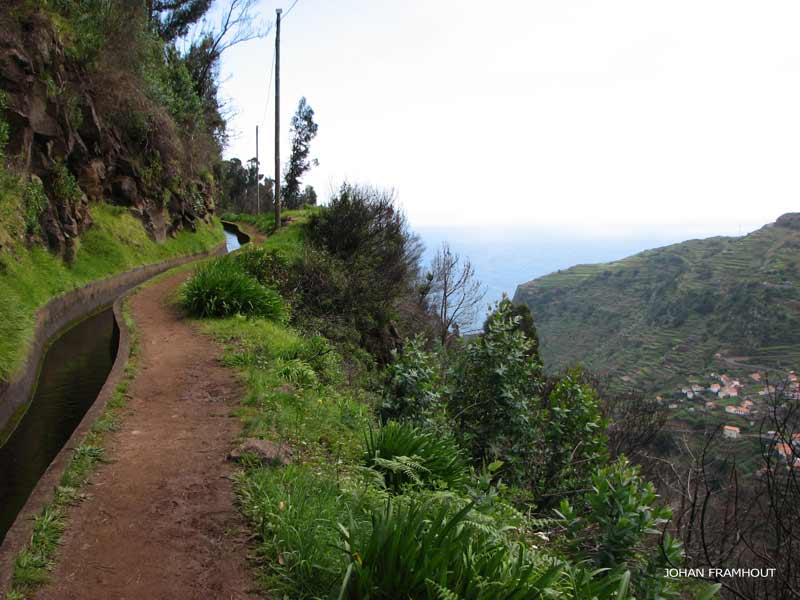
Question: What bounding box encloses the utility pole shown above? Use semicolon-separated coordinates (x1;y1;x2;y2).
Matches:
255;125;260;214
274;7;282;230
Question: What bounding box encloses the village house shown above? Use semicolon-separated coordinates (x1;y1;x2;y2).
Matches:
725;405;750;416
705;401;717;409
719;386;739;398
709;383;721;393
750;372;762;382
723;425;740;439
741;399;754;408
776;443;799;467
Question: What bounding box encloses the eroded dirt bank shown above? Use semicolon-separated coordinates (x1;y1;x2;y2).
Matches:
34;271;255;600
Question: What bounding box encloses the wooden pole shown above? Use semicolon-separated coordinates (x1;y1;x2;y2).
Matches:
256;125;260;214
274;8;282;230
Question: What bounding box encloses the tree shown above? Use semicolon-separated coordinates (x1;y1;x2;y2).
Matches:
428;242;485;345
148;0;214;42
283;97;319;209
448;301;542;475
483;295;540;359
216;157;273;214
182;0;264;101
304;183;423;361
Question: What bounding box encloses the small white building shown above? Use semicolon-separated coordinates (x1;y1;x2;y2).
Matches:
723;425;740;439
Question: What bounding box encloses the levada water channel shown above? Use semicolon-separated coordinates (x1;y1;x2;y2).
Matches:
0;223;247;544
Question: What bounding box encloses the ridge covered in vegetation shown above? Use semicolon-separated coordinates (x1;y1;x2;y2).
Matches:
514;215;800;392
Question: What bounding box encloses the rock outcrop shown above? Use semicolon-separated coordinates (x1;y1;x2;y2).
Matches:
0;10;216;259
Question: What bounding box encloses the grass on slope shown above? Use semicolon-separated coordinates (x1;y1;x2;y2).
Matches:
199;216;378;595
0;203;224;380
223;210;314;262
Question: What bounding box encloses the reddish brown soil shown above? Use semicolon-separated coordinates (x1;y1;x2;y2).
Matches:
34;271;256;600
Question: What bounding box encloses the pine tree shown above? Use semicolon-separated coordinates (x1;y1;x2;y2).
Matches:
283;97;319;209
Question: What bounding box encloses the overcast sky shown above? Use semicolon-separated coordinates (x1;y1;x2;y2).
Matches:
217;1;799;235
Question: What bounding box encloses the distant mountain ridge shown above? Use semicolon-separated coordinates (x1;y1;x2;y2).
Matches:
513;214;800;392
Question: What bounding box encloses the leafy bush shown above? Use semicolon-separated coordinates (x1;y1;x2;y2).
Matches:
22;178;48;234
50;162;82;206
229;246;293;292
530;371;608;509
0;91;8;161
449;301;606;504
50;0;124;64
364;421;468;492
448;301;543;482
338;498;564;600
557;458;684;599
181;259;285;320
380;335;442;426
305;184;423;359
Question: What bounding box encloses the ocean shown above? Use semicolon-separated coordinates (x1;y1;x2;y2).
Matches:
414;225;706;330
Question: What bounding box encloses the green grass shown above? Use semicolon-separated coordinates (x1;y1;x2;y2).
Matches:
237;464;375;598
8;299;140;598
0;203;224;380
222;209;316;234
225;209;315;262
181;259;286;320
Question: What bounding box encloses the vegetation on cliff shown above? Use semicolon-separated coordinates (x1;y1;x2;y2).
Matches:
0;0;267;379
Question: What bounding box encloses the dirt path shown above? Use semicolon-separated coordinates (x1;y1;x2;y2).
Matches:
34;271;256;600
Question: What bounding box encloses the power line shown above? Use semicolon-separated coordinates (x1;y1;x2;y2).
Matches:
259;45;276;128
283;0;301;20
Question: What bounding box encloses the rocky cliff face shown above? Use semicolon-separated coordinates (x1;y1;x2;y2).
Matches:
0;11;215;260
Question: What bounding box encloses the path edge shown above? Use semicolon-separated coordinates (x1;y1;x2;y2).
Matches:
0;246;223;595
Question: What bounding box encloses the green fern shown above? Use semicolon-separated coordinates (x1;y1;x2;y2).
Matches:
364;421;469;492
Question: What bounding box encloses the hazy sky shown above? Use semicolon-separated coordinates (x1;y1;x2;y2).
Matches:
217;1;799;235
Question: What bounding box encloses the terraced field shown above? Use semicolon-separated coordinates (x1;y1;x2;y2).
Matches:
513;214;800;393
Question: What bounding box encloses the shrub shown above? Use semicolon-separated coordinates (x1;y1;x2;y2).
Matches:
305;184;423;358
0;91;8;161
363;421;468;492
448;301;543;482
557;458;684;599
50;162;82;206
229;246;293;292
181;259;285;320
22;178;48;234
529;371;608;509
380;335;442;426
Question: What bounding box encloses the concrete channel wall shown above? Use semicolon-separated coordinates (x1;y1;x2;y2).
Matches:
0;242;226;439
0;241;226;592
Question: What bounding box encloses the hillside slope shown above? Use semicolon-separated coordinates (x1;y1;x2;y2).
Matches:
513;214;800;392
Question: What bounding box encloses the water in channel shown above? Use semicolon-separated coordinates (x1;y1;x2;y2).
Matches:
0;225;247;544
0;308;118;544
224;223;248;252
